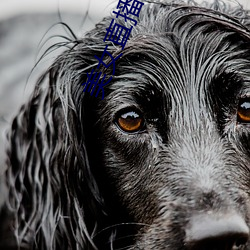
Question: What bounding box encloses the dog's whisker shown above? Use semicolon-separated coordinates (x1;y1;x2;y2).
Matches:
93;222;149;238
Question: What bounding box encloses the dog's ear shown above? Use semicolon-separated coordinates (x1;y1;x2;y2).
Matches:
2;26;112;248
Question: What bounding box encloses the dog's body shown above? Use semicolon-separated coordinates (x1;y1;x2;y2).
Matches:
2;0;250;249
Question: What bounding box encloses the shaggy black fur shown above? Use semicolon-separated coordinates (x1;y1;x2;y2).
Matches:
2;0;250;249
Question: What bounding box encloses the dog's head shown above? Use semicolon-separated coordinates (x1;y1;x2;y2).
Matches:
3;1;250;249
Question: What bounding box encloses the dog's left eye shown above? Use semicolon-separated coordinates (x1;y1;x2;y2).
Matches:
237;99;250;123
116;110;145;133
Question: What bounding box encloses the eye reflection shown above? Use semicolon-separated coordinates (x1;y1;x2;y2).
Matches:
237;99;250;123
116;110;144;133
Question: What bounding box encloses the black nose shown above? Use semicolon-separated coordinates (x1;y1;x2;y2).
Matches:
185;213;249;250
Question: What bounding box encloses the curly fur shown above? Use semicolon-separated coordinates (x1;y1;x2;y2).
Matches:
2;0;250;249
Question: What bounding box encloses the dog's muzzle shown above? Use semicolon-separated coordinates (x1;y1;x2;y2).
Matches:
185;213;249;250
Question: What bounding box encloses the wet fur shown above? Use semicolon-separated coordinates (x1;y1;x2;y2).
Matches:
2;0;250;249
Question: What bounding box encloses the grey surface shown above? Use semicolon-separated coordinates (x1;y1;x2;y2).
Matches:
0;13;95;174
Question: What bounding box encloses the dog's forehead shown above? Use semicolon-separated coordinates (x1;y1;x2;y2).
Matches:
108;3;250;102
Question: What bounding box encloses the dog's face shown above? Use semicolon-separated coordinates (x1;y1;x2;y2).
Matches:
84;3;250;250
4;1;250;250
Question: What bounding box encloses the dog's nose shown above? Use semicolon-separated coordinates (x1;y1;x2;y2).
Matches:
185;213;249;250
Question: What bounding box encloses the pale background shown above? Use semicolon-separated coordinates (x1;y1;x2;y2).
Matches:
0;0;249;19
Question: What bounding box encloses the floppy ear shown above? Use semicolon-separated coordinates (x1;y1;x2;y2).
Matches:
1;21;114;249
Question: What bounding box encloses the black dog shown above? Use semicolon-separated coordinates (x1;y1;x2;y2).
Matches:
2;0;250;249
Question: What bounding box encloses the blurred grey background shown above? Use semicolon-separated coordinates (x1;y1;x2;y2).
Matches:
0;0;116;173
0;0;250;174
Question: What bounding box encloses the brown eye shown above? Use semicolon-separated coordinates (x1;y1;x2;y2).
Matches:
237;99;250;123
116;110;144;133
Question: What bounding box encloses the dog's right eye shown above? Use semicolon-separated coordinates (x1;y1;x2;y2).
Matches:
116;109;145;133
237;98;250;123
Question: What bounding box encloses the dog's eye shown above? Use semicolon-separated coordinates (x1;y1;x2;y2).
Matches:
116;110;144;133
237;99;250;123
